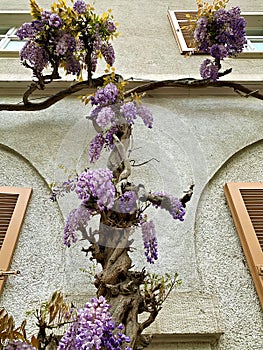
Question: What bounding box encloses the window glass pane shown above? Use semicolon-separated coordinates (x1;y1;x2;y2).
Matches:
2;40;25;51
251;41;263;51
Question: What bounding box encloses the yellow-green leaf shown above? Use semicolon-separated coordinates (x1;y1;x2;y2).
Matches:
30;0;42;19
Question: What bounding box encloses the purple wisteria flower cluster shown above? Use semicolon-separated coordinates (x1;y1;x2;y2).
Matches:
58;296;131;350
73;0;87;14
5;342;36;350
90;83;153;128
200;59;219;82
76;168;115;210
63;205;92;247
119;191;137;214
88;82;153;163
194;6;246;81
153;192;186;222
17;9;79;74
89;126;118;163
141;220;158;264
138;192;185;263
61;168;116;247
17;0;118;76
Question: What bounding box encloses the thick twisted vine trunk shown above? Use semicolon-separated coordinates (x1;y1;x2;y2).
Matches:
85;124;155;348
92;225;147;349
90;224;153;349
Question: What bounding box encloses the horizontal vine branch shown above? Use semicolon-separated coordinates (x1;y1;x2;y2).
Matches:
0;77;262;112
124;78;263;100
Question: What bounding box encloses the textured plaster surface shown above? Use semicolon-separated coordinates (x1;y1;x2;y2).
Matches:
143;293;222;336
0;97;89;183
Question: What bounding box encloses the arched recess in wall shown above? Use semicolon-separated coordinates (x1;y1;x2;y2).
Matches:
0;144;66;328
0;143;52;188
194;139;263;350
52;103;209;288
194;139;263;294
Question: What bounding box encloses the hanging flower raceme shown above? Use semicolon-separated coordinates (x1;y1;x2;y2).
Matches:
141;219;158;264
119;191;138;214
50;176;77;202
90;82;119;106
58;296;131;350
152;191;186;222
17;0;118;77
63;205;92;247
73;0;87;14
59;168;116;247
193;2;246;81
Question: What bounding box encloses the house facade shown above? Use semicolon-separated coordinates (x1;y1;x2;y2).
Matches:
0;0;262;349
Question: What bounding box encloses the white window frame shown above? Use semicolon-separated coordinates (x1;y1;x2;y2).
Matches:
0;27;27;53
0;11;31;58
242;12;263;56
167;10;197;54
244;36;263;52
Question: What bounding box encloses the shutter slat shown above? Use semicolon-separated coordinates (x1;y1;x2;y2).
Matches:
0;193;18;250
240;188;263;252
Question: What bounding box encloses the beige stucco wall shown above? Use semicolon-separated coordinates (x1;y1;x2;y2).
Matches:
0;0;263;349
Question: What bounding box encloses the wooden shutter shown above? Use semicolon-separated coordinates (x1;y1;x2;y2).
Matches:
167;10;198;54
0;187;32;294
224;182;263;308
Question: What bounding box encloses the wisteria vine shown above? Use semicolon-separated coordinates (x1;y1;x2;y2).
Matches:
52;74;186;258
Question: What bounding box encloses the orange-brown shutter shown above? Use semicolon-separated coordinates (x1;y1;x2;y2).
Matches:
224;182;263;309
0;187;32;294
167;10;198;54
